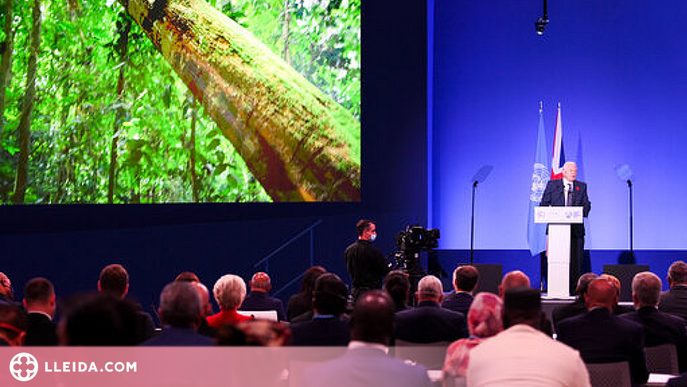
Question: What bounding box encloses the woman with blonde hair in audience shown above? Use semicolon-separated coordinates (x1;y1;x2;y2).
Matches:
442;292;503;382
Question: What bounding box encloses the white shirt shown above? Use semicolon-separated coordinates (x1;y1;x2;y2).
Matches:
467;324;590;387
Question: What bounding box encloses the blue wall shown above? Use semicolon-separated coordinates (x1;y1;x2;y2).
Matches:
432;0;687;251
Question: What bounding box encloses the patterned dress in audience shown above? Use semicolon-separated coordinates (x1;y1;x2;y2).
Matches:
442;292;503;378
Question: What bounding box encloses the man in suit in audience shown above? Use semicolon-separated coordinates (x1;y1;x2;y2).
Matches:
0;302;26;346
98;264;155;344
394;275;467;343
442;265;479;316
659;260;687;323
467;288;590;386
141;282;213;346
290;273;351;346
599;273;633;315
0;272;14;305
557;278;648;385
497;270;553;335
622;271;687;373
302;290;432;387
552;272;598;330
239;272;286;321
23;277;58;346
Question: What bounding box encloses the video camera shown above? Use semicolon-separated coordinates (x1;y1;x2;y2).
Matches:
395;225;440;252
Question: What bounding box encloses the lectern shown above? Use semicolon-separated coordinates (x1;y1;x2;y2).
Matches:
535;206;583;298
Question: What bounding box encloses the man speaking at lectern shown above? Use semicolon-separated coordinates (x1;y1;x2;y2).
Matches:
540;161;591;294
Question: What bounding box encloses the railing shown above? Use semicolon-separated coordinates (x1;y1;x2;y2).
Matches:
253;219;323;297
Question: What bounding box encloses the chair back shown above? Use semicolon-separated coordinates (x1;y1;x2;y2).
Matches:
393;340;450;369
585;361;631;387
645;343;679;375
237;310;278;321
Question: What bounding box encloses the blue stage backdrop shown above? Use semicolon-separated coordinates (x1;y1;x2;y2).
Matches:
431;0;687;251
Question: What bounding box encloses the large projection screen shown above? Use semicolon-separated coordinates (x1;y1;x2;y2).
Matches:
0;0;360;203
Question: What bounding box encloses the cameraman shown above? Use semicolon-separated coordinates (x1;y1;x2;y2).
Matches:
345;219;390;303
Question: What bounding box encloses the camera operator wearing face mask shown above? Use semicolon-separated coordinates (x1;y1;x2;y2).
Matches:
345;219;390;303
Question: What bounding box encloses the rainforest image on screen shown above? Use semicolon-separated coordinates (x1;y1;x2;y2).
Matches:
0;0;360;203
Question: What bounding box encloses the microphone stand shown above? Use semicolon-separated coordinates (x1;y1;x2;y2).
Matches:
627;179;634;258
470;180;478;265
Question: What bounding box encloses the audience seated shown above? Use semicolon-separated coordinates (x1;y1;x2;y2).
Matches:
217;319;290;346
557;278;648;385
599;273;633;315
383;270;411;312
442;265;479;316
190;281;217;337
98;264;155;344
467;288;590;387
394;275;467;343
302;290;432;387
287;266;326;322
60;293;139;345
207;274;252;329
175;271;200;282
443;292;503;378
0;302;27;346
240;272;286;321
659;260;687;323
22;277;58;346
141;282;213;346
290;273;351;346
498;270;552;335
0;272;14;304
552;272;598;331
621;271;687;373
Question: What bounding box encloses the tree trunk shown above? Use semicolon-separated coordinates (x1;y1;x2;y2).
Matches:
107;15;131;204
189;97;199;202
116;0;360;201
282;0;291;65
11;0;41;204
0;0;14;136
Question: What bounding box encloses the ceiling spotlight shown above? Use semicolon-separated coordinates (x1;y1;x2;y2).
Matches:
535;0;549;36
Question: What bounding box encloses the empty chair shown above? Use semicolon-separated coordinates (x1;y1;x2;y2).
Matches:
645;343;679;375
585;362;631;387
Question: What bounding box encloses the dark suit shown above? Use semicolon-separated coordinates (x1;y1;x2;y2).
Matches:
552;297;587;331
302;346;432;387
394;301;468;343
290;315;351;346
557;307;648;384
240;291;286;321
622;306;687;373
659;285;687;324
287;293;312;322
668;373;687;387
441;292;473;316
539;179;591;294
140;326;214;346
24;312;58;346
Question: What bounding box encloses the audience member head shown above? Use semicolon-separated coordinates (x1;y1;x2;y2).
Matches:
61;293;138;345
502;288;542;330
356;219;376;241
453;265;479;293
667;260;687;287
383;270;410;311
213;274;247;311
467;292;503;338
191;281;213;317
585;278;617;312
599;274;622;305
350;290;395;346
498;270;530;298
158;282;202;329
632;271;662;309
0;303;27;346
23;277;56;318
0;272;13;301
416;275;443;304
175;271;200;282
250;272;272;293
312;273;348;316
98;264;129;299
300;266;326;295
576;273;598;300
